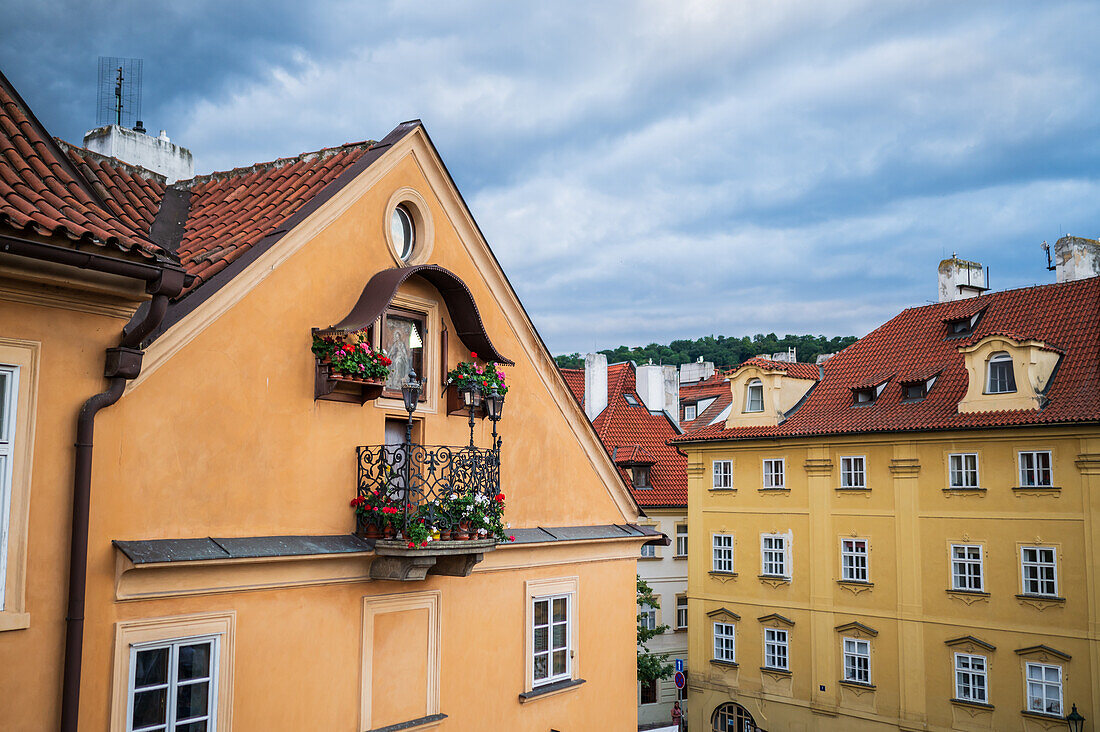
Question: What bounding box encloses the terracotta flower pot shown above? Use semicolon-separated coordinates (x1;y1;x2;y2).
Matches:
383;524;396;540
440;529;452;541
363;524;382;540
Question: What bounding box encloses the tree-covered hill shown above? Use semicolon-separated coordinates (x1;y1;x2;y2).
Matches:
554;333;859;370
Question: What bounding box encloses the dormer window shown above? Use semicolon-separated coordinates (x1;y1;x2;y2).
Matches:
624;393;640;407
745;379;764;412
944;308;985;338
851;378;889;406
986;352;1016;394
853;388;875;404
901;375;937;402
632;465;651;488
684;403;697;421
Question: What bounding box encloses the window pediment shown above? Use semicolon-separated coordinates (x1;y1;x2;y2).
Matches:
1015;644;1070;662
757;613;795;627
834;621;877;638
706;607;741;622
945;635;996;653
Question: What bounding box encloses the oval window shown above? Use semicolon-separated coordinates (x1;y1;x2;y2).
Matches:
391;205;415;261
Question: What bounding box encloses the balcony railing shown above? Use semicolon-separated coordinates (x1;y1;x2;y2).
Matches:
356;443;501;536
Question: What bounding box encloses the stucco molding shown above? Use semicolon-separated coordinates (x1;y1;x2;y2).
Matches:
945;635;996;652
803;458;833;476
1076;453;1100;475
888;458;920;477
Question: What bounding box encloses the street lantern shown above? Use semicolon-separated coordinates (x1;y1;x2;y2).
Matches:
485;387;505;422
401;368;421;415
1067;705;1085;732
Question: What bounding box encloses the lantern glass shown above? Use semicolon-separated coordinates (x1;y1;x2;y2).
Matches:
402;369;421;414
485;388;505;421
1066;705;1085;732
460;383;474;408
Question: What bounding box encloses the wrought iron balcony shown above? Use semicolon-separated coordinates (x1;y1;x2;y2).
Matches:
356;443;503;580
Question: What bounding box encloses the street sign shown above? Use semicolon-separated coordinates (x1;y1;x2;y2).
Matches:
674;671;686;689
675;658;683;672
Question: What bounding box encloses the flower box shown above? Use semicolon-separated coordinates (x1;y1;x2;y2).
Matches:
370;538;498;581
315;361;386;404
445;382;485;418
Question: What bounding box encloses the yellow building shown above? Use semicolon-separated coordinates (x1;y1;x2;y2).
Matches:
675;256;1100;732
0;69;659;730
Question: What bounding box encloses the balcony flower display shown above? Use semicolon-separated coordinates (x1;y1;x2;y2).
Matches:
312;329;392;381
350;490;403;539
445;352;509;396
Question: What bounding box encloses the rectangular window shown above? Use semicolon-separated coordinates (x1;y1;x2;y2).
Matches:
684;404;697;421
0;365;17;610
841;539;869;582
1026;662;1063;716
1019;451;1053;487
951;545;984;592
675;524;688;557
764;628;789;671
1021;546;1058;597
954;653;987;703
713;622;736;663
640;543;656;558
639;678;658;705
639;606;657;632
381;307;426;399
949;453;979;489
712;534;734;573
762;458;785;489
127;636;219;732
676;596;688;629
632;465;651;488
761;534;789;578
840;456;866;489
842;638;870;685
712;460;732;489
532;595;570;686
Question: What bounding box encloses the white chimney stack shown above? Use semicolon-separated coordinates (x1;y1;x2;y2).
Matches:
636;364;666;414
1053;236;1100;283
583;353;608;420
662;365;679;428
82;124;194;183
938;255;986;303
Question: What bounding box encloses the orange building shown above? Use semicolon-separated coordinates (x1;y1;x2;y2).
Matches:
0;69;659;731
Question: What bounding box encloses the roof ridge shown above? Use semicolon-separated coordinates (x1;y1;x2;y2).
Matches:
55;138;168;185
177;140;376;189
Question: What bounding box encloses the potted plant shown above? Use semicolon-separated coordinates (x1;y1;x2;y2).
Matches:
312;329;392;403
444;352;509;415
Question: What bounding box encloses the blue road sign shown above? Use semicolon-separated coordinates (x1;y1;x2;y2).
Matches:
675;658;683;672
674;671;686;689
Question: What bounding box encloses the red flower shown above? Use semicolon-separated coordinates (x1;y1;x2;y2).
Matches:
420;540;429;547
509;535;516;542
483;380;488;386
470;351;478;359
495;493;505;502
408;541;415;548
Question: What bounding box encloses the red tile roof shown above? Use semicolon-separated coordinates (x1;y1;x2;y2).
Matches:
0;71;167;261
730;357;821;380
675;279;1100;443
683;389;732;430
561;363;687;506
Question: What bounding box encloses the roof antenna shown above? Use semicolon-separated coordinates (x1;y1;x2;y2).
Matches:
96;57;143;129
1041;241;1056;271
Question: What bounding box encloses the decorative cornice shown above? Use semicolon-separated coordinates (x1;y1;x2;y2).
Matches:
945;635;996;652
835;620;878;637
889;458;921;477
1076;453;1100;475
707;607;741;621
757;613;795;627
1015;644;1070;661
803;458;834;476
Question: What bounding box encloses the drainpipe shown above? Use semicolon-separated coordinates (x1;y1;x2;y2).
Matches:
59;267;186;732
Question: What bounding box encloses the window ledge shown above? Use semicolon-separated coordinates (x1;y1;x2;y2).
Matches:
758;487;790;493
708;571;738;581
836;487;870;492
518;678;585;703
942;487;986;495
366;713;448;732
837;580;874;587
1012;486;1061;494
638;556;662;561
1015;593;1066;606
950;698;993;711
0;611;30;632
708;487;736;493
710;659;739;669
1021;709;1068;722
674;627;687;633
946;589;989;599
673;554;687;560
839;680;875;690
758;575;791;587
760;666;792;677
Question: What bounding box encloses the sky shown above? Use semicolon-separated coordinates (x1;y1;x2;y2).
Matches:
2;1;1098;355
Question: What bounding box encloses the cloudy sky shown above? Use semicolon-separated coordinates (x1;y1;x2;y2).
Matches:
3;1;1098;354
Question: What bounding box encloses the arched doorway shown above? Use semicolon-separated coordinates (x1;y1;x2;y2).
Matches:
711;701;764;732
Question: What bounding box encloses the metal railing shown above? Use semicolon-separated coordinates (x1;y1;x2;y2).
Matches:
356;444;500;533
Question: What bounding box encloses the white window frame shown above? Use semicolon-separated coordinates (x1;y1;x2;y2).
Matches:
712;460;733;489
0;364;18;610
948;453;980;489
713;622;736;663
1019;450;1053;488
764;628;789;671
675;524;688;557
683;403;697;421
841;538;869;583
676;596;688;630
762;458;785;489
127;634;220;732
842;637;871;685
953;652;987;703
712;534;734;573
840;455;866;489
950;544;984;592
639;605;657;632
744;379;764;412
760;534;789;579
1025;662;1063;716
1021;546;1058;597
986;351;1016;394
640;543;656;558
531;593;571;687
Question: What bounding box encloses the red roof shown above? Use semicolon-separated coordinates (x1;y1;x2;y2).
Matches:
0;71;167;261
675;279;1100;443
561;363;687;506
730;357;821;380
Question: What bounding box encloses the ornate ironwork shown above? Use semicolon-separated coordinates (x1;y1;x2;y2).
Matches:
356;444;500;533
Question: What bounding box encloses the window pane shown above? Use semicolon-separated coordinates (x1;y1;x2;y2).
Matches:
175;722;208;732
134;648;169;687
177;643;210;681
175;681;209;721
552;597;567;622
0;371;8;441
534;600;548;626
534;654;548;680
552;650;567;675
132;688;168;728
382;314;425;394
552;623;566;649
534;627;548;653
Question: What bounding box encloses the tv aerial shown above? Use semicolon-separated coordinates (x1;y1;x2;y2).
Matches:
96;57;143;130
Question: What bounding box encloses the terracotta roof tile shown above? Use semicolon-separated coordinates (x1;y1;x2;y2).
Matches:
675;279;1100;443
561;363;686;506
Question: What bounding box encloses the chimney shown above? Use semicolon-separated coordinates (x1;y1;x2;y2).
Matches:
583;353;608;420
679;359;715;384
937;255;986;303
82;124;194;183
636;364;666;414
1053;236;1100;283
662;365;679;428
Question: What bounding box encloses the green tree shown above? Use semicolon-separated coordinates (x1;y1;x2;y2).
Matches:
637;576;674;683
